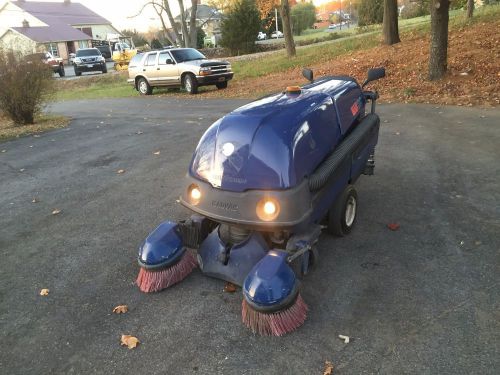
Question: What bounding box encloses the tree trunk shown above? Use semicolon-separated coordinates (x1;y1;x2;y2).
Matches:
383;0;400;45
162;0;182;46
189;0;198;48
467;0;474;18
280;0;296;57
177;0;189;47
153;4;176;46
428;0;450;80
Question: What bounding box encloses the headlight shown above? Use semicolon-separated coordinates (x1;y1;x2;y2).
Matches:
99;56;105;62
256;197;280;221
199;67;211;76
188;184;201;205
226;64;232;71
74;57;81;63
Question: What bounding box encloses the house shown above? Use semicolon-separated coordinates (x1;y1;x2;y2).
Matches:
174;4;223;46
0;0;121;62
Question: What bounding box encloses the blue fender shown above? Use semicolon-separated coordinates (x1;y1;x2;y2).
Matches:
243;250;298;312
138;221;186;269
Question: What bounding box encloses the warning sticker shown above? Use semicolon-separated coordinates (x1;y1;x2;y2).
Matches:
350;101;359;116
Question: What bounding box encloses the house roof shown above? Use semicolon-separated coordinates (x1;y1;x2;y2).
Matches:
12;0;111;25
12;24;91;42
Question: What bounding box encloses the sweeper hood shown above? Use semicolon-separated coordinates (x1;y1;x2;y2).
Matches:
189;77;366;192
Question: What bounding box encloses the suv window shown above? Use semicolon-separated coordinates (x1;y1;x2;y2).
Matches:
170;49;205;63
158;51;173;65
145;53;157;66
76;49;101;57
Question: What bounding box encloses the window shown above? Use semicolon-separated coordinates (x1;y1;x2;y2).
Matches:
145;52;157;66
45;43;59;57
78;40;88;49
158;51;173;65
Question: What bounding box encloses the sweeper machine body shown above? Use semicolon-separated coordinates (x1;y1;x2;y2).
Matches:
136;67;386;336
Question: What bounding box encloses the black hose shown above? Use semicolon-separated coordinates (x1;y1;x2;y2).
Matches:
308;114;380;191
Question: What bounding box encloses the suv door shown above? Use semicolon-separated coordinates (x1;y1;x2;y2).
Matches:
157;51;180;86
142;52;159;84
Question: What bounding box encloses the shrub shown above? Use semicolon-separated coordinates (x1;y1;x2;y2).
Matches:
291;3;317;36
0;50;54;125
220;0;261;55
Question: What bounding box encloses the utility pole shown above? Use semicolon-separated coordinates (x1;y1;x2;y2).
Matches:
275;7;279;37
339;0;342;30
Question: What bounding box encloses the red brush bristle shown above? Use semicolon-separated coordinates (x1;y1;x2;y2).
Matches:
136;251;197;293
241;294;308;336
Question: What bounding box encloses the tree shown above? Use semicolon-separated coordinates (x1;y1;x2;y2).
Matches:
383;0;400;45
197;27;206;49
428;0;450;80
291;2;316;36
280;0;296;57
220;0;261;55
358;0;383;26
120;29;148;47
466;0;474;18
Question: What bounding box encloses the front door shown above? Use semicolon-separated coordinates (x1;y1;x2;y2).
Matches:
157;51;179;85
143;52;159;83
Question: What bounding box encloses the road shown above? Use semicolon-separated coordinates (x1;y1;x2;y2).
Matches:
0;98;499;374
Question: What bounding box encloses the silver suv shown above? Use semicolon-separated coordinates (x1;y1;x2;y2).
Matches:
127;48;233;95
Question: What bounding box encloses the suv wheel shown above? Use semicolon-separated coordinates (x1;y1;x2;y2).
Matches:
73;65;81;76
102;64;107;74
183;73;198;94
216;81;227;90
58;65;65;77
137;77;152;95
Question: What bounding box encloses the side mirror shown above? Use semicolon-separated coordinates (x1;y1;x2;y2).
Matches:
362;67;385;88
166;59;174;65
302;68;313;83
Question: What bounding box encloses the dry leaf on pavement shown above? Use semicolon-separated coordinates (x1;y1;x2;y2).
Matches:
52;209;61;215
153;151;160;155
121;335;140;349
117;169;125;174
40;289;49;296
113;305;129;314
323;361;334;375
387;223;400;231
32;198;38;203
223;282;237;293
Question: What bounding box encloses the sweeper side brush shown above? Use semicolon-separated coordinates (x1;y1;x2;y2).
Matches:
136;221;197;293
135;67;386;335
241;251;308;336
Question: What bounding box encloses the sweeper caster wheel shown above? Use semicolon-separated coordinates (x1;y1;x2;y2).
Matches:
327;184;358;237
290;246;319;278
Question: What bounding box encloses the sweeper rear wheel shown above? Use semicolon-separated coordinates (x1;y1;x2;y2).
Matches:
327;184;358;237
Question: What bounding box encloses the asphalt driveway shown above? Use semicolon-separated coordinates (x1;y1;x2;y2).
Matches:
0;98;498;374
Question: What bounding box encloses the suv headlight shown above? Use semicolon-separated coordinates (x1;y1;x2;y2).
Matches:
199;67;212;76
74;57;81;64
227;64;232;71
99;56;105;62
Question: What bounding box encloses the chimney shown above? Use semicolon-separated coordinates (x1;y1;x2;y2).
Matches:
22;19;29;28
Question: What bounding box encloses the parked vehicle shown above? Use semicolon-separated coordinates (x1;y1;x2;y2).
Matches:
25;51;65;77
96;45;112;59
109;36;137;71
72;48;107;76
257;31;267;40
271;30;284;38
127;48;233;95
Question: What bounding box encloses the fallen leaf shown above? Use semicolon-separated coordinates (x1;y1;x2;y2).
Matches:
223;282;237;293
153;151;160;155
387;223;400;231
136;131;143;135
339;334;350;344
121;335;140;349
323;360;334;375
40;289;49;296
117;169;125;174
52;209;61;215
32;198;38;203
19;168;25;172
1;149;7;153
113;305;129;314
